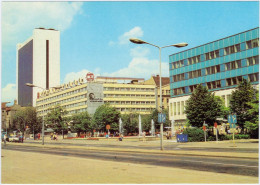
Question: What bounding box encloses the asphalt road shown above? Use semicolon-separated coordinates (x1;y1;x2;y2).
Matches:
3;144;258;177
24;140;259;153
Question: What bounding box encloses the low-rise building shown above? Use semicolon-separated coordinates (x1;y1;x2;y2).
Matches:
36;76;156;117
143;75;170;110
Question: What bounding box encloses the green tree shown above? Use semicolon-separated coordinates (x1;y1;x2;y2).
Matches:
185;84;225;127
244;91;259;138
92;104;120;132
121;113;139;135
13;107;41;137
70;112;92;136
229;79;257;130
45;105;68;134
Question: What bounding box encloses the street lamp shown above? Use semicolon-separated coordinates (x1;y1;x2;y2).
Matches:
25;83;61;145
130;38;188;150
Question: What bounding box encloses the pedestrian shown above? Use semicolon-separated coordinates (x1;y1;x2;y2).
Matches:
4;134;7;146
37;133;40;140
50;132;53;140
142;131;146;142
19;135;23;143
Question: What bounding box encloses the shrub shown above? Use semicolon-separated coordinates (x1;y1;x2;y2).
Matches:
183;127;205;142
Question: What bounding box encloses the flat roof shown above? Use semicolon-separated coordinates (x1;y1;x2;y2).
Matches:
96;76;145;81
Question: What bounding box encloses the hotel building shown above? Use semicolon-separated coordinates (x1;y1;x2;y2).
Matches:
36;76;156;117
17;28;60;107
169;28;259;126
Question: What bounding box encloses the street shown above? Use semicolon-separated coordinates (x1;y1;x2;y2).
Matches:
1;139;259;184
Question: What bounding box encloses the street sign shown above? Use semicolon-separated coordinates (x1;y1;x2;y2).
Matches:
158;113;166;123
228;115;237;124
106;125;110;130
216;117;224;121
203;125;206;131
214;122;218;128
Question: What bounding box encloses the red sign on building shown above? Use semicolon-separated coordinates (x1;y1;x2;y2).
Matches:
86;72;94;82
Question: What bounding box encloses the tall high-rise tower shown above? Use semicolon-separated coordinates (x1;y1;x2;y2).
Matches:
16;28;60;107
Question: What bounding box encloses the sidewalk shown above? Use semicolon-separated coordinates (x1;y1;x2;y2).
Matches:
1;149;259;184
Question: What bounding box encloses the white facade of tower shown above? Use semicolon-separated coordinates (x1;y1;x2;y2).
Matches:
17;28;60;107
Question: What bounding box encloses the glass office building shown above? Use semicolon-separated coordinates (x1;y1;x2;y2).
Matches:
168;28;259;126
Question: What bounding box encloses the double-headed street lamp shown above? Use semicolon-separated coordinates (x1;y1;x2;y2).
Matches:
129;38;188;150
26;83;61;145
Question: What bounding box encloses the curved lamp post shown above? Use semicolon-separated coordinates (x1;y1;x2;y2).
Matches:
25;83;61;145
129;38;188;150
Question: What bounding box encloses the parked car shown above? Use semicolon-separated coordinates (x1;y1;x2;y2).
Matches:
8;135;19;142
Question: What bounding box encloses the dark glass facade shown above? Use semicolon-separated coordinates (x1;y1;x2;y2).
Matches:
18;40;33;106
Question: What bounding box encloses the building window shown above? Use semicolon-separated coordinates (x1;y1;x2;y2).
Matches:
248;73;259;82
247;39;259;49
247;56;259;66
225;60;241;70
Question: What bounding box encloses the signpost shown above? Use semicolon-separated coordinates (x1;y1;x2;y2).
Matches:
214;122;218;142
228;114;237;146
158;113;166;151
106;125;110;138
203;121;207;142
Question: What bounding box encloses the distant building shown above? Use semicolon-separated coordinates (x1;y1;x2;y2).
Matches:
36;76;156;117
17;28;60;107
169;27;259;126
1;100;21;131
143;75;170;110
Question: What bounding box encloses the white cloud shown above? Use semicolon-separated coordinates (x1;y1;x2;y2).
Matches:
110;26;144;46
1;84;17;103
2;2;83;47
63;69;90;84
104;57;169;79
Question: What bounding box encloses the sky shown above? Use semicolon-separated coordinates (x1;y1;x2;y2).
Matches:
1;0;259;104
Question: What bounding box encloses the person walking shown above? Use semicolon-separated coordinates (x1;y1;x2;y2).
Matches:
142;131;146;142
37;133;40;140
4;134;7;146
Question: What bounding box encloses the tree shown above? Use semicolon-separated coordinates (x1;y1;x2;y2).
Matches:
185;84;225;127
70;112;92;136
45;105;68;134
229;79;257;131
121;113;139;135
13;107;41;137
244;91;259;138
92;104;120;132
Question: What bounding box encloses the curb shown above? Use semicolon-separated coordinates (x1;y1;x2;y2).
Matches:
5;142;259;159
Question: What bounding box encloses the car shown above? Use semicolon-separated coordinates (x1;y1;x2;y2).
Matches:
8;135;20;142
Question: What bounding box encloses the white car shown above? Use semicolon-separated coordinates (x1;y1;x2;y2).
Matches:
8;136;19;142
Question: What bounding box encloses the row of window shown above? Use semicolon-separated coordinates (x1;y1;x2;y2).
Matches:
105;101;155;105
116;108;153;112
173;73;259;95
37;94;87;109
104;94;155;98
205;49;220;60
172;55;259;82
170;101;185;116
171;39;259;69
224;44;240;55
170;94;233;116
68;108;88;115
38;87;87;104
104;87;155;92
